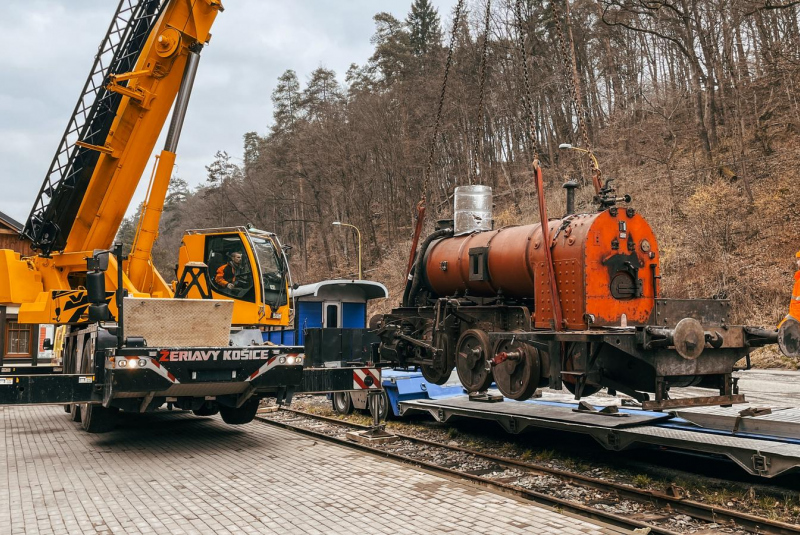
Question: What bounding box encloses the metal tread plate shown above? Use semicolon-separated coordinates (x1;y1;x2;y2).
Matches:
619;424;800;477
401;396;671;429
123;297;233;348
675;406;800;440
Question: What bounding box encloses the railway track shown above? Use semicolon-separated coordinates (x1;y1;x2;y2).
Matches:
257;408;800;535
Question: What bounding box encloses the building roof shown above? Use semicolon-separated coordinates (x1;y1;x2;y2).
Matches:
0;211;23;232
292;279;389;301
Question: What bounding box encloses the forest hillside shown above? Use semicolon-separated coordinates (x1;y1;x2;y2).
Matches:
125;0;800;364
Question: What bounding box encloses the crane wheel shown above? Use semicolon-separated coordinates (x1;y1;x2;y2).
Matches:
80;403;119;433
192;402;220;417
332;392;353;415
219;398;259;425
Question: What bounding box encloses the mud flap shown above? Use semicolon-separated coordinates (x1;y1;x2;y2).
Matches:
277;386;295;406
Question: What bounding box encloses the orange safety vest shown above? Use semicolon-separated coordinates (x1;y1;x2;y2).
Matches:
790;271;800;321
215;262;237;286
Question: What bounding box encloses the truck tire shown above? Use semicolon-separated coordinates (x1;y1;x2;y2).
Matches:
69;403;82;422
332;392;353;415
193;402;220;417
219;399;259;425
80;403;119;433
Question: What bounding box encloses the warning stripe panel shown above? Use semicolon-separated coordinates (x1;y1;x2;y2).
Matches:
106;358;180;384
353;368;381;390
247;356;278;381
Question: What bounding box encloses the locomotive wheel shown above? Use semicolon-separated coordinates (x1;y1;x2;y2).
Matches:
778;317;800;358
456;329;493;392
368;314;383;330
562;344;602;398
420;325;452;385
420;365;451;385
492;339;540;401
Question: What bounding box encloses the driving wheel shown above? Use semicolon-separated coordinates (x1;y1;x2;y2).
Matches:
492;338;540;401
420;325;451;385
562;343;601;398
456;329;493;392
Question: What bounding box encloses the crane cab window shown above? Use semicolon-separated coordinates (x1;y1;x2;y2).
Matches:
205;235;256;303
249;235;287;309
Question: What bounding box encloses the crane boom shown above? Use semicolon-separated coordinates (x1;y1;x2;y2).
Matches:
64;1;220;256
24;0;220;257
23;0;167;256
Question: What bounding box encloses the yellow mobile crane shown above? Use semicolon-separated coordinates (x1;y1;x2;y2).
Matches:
0;0;289;327
0;0;380;431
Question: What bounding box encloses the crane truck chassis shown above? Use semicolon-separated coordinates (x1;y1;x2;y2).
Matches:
0;245;381;432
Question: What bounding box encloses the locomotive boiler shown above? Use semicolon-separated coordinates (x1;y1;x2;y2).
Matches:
377;183;781;410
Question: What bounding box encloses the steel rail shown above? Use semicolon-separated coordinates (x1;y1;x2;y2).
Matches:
258;412;677;535
267;408;800;535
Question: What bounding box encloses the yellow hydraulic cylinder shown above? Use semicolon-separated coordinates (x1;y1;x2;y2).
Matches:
126;149;176;291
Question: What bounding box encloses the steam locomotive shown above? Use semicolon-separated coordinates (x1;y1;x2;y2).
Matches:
376;184;781;410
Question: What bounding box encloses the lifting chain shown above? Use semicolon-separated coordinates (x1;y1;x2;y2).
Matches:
551;0;601;193
514;0;540;165
408;0;466;278
514;0;566;336
423;0;466;202
471;0;493;184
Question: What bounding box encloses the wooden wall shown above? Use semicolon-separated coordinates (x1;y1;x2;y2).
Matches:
0;229;33;256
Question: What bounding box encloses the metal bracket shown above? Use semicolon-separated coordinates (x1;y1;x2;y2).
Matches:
75;140;116;157
507;417;517;433
467;392;503;403
235;385;255;408
752;454;769;474
106;73;154;109
573;400;629;418
139;392;155;412
642;394;746;411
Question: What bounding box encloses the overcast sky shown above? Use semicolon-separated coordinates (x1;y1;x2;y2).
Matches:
0;0;458;224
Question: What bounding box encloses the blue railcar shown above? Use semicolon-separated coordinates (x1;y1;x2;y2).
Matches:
263;279;388;348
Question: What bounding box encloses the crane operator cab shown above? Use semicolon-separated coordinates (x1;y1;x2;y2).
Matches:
178;227;291;328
